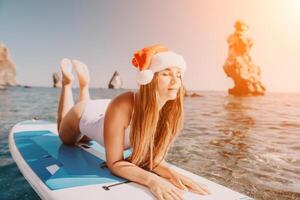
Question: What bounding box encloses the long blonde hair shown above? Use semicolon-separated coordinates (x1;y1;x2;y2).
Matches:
127;72;185;171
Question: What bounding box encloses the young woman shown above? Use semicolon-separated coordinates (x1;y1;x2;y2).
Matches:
57;45;210;200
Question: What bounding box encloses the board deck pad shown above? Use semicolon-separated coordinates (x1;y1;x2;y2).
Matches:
14;130;128;190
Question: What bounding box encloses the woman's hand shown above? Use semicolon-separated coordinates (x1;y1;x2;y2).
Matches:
148;175;185;200
152;160;211;196
167;172;211;196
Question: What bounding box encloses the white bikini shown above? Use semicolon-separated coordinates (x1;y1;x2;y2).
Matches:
77;92;134;150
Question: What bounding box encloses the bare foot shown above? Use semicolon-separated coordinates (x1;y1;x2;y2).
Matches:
72;60;90;88
60;58;74;85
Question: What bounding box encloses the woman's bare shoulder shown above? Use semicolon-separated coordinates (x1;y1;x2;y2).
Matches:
105;91;133;126
109;91;134;109
105;91;134;120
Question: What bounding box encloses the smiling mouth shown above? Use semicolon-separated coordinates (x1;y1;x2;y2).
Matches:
168;88;177;90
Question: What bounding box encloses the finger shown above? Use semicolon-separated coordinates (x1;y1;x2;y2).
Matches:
156;191;164;200
178;180;188;191
199;185;211;194
168;191;182;200
163;192;173;200
188;186;208;195
169;178;187;191
172;189;185;200
186;181;209;195
195;185;210;195
175;188;184;195
172;180;185;190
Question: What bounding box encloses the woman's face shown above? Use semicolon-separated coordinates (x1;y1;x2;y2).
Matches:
157;67;182;101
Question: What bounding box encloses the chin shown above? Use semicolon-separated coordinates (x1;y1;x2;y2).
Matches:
167;94;177;100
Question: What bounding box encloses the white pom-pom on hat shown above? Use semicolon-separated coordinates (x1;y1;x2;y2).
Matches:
136;69;154;85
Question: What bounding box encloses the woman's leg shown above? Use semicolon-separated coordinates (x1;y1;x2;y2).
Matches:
72;60;90;102
57;58;74;131
58;60;91;145
72;60;92;143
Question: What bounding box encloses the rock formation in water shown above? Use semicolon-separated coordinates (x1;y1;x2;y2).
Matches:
183;86;203;97
183;87;188;97
52;72;60;88
0;43;17;88
108;71;122;89
223;20;266;96
0;85;6;90
189;92;202;97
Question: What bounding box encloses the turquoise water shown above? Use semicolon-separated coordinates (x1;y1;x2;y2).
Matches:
0;87;299;200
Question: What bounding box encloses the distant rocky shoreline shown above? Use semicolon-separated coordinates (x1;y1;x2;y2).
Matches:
0;43;18;89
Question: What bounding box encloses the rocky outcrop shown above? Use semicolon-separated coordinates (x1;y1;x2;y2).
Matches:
52;72;60;88
108;71;122;89
183;87;203;97
0;43;17;88
0;85;6;90
223;21;266;96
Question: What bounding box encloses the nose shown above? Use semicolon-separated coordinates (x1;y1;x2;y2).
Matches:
170;73;178;85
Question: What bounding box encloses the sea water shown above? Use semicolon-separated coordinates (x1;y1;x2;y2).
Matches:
0;87;299;200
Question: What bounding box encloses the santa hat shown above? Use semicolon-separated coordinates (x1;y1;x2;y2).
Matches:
132;44;186;85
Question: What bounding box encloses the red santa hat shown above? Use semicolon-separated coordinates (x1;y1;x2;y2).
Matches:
132;44;186;85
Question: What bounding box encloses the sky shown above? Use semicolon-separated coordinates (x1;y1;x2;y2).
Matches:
0;0;299;92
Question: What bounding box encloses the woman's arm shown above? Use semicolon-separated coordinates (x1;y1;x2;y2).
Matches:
104;93;185;199
152;160;177;179
108;160;157;187
104;93;153;184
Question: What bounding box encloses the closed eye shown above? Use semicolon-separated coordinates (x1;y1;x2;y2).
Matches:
162;73;181;78
161;71;181;77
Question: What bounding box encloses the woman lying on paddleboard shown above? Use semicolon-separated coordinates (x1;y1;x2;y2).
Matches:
57;44;210;200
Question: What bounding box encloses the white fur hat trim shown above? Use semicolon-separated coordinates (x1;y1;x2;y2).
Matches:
136;51;186;85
